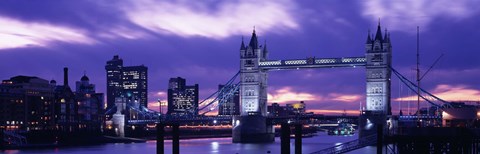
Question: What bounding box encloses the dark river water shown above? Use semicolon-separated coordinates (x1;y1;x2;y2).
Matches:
4;131;376;154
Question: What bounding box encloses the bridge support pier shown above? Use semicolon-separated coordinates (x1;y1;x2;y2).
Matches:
294;124;302;154
0;128;4;149
377;124;383;154
232;115;274;143
359;111;386;138
156;123;164;154
281;123;290;154
172;124;180;154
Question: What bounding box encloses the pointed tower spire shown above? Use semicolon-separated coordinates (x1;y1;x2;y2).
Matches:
263;40;268;59
384;29;388;39
384;29;389;43
240;36;246;50
387;32;391;44
366;29;372;44
374;19;383;41
248;27;259;49
263;40;267;50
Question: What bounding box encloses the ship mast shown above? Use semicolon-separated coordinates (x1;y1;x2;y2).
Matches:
416;26;421;126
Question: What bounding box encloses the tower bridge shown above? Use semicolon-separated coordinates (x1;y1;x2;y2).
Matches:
233;23;392;142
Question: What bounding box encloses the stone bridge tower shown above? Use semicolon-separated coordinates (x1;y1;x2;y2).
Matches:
233;29;274;143
360;22;392;137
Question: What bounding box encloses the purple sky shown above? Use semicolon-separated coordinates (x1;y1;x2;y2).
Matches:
1;0;479;115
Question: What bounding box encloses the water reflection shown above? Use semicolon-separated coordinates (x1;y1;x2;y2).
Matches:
8;131;374;154
211;142;219;152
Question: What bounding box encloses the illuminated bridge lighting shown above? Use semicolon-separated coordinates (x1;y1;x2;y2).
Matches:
316;59;337;64
285;60;307;65
259;61;282;66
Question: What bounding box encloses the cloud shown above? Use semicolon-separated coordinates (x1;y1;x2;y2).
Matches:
267;87;362;104
361;0;480;32
394;84;480;102
146;90;168;112
147;100;167;112
268;87;320;103
0;0;299;50
98;26;150;40
329;93;362;102
0;16;95;50
119;0;299;39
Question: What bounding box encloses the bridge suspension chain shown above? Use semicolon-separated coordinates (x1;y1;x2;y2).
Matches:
196;71;240;115
390;66;453;108
200;83;240;115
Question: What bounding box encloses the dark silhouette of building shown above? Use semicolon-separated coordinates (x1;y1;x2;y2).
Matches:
167;77;199;116
290;101;306;115
53;67;78;132
105;55;148;110
0;68;105;133
75;73;104;132
267;101;307;117
0;76;55;131
218;84;240;116
106;55;123;111
267;103;288;116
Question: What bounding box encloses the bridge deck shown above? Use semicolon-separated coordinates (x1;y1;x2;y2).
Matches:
259;57;366;70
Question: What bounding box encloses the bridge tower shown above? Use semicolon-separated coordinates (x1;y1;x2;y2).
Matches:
233;29;274;143
360;22;392;137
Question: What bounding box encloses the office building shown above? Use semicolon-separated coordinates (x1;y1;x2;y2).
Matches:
267;103;288;117
0;68;105;134
0;76;55;131
291;101;306;114
267;101;307;116
105;55;148;110
167;77;199;116
122;66;147;108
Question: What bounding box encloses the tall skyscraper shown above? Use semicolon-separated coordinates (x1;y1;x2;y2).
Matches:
106;55;123;110
167;77;199;116
218;84;240;116
105;55;148;110
122;66;148;108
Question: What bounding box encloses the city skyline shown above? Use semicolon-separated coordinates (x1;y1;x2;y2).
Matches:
1;1;480;115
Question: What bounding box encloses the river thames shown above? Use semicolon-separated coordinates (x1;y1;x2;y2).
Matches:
4;131;376;154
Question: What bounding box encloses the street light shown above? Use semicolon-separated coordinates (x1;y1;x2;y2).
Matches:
157;99;162;115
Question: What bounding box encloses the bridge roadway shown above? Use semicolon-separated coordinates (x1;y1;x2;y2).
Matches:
258;57;366;70
127;114;359;125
